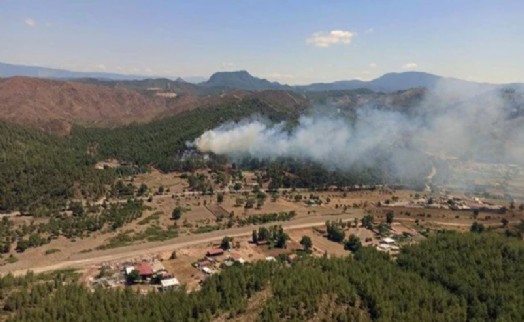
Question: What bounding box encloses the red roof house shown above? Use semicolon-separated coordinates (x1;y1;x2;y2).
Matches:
206;249;224;256
135;262;153;277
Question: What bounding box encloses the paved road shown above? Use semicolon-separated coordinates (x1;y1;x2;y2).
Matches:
4;212;361;276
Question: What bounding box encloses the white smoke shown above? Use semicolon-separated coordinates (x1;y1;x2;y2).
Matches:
195;109;422;172
194;80;524;186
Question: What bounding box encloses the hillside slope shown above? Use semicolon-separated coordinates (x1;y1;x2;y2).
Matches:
0;77;183;134
0;76;309;135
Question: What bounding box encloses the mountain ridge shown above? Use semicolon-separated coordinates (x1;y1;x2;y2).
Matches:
2;61;523;92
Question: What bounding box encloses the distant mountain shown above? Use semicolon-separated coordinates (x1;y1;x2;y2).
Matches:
0;62;155;81
73;77;202;95
201;70;291;91
4;61;522;93
298;72;446;92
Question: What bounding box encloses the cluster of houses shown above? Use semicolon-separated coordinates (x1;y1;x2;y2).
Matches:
385;195;504;212
376;237;400;255
193;248;247;277
122;259;180;291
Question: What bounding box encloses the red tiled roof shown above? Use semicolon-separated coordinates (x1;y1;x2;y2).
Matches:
207;249;224;256
135;262;153;276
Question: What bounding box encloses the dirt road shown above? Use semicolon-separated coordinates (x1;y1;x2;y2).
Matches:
2;212;362;276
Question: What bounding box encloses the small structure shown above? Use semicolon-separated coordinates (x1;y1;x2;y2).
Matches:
124;266;135;276
202;267;215;275
256;240;269;246
135;262;154;279
206;248;224;257
160;278;180;291
381;237;395;245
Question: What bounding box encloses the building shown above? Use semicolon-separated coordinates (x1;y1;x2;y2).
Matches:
135;262;154;279
206;248;224;256
160;278;180;291
381;237;395;244
202;267;215;275
124;266;135;275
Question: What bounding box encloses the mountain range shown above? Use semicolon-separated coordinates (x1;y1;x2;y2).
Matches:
3;61;524;93
1;61;523;135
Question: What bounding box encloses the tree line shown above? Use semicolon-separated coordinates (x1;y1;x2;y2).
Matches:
1;232;522;321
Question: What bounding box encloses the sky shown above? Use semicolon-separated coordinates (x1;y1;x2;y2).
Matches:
1;0;523;84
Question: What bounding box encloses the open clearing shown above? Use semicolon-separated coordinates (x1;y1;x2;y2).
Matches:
2;168;522;279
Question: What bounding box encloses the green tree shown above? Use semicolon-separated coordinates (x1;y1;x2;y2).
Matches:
345;234;362;252
15;239;29;253
126;269;140;284
470;222;485;233
361;215;374;229
137;183;148;196
473;209;480;218
217;193;224;203
326;221;345;243
244;199;254;209
258;227;269;241
221;236;233;250
172;207;182;220
300;235;313;252
275;231;289;249
386;211;394;225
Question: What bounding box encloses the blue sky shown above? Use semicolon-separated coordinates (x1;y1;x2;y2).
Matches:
1;0;523;84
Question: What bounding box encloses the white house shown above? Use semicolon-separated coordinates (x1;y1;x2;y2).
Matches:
160;278;180;291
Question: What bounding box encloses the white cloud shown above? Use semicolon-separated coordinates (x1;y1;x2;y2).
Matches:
95;64;106;70
306;30;354;48
24;18;36;27
402;62;418;70
369;63;377;68
365;28;374;34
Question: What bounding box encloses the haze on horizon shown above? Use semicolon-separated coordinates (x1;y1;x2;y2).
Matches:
1;0;523;84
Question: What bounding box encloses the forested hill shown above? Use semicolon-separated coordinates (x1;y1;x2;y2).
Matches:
0;121;115;214
1;232;523;321
0;98;304;214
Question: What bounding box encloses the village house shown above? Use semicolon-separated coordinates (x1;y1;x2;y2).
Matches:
206;248;224;256
160;277;180;291
135;262;154;279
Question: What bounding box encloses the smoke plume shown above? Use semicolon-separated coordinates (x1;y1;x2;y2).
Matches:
194;80;524;187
